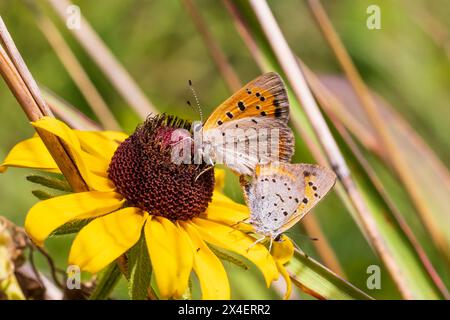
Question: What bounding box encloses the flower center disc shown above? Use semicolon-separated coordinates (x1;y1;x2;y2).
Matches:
108;115;214;221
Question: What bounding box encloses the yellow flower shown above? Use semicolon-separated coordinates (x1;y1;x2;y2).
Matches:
1;116;293;299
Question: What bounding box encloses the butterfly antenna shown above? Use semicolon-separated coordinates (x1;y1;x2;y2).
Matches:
188;80;203;123
186;100;195;111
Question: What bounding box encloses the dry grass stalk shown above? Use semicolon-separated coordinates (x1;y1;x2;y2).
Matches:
248;0;415;298
41;88;102;131
307;0;450;266
182;0;242;93
222;0;345;278
46;0;157;119
34;11;121;130
0;17;88;192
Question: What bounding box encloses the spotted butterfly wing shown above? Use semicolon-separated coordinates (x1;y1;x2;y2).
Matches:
203;72;289;129
203;117;294;175
242;162;336;237
202;72;293;175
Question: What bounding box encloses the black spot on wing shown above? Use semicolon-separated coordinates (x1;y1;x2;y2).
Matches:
274;108;283;118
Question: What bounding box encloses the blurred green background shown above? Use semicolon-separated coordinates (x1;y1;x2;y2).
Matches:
0;0;449;299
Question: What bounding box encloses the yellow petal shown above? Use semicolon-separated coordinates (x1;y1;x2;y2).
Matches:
25;191;124;246
205;192;250;229
0;137;59;173
214;169;225;192
192;218;278;287
272;235;294;299
272;235;294;265
74;130;127;162
144;217;193;299
276;262;292;300
181;222;230;300
69;207;146;274
32;117;113;191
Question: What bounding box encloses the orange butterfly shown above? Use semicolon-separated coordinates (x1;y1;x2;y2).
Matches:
200;72;294;175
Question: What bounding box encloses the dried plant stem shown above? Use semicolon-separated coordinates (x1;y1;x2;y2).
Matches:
307;0;450;267
46;0;157;119
306;0;396;166
333;121;450;299
34;12;120;130
401;0;450;60
222;0;271;72
248;0;414;298
222;0;345;278
0;17;88;192
301;216;345;277
182;0;242;93
298;59;381;156
41;88;101;131
16;262;63;300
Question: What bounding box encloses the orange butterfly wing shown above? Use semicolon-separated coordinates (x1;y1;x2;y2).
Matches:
203;72;289;130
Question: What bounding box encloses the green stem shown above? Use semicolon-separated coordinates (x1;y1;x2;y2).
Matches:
89;262;122;300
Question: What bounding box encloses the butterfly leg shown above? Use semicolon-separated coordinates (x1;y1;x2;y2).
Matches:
268;237;274;254
246;235;266;253
194;165;215;182
228;218;251;235
230;217;251;228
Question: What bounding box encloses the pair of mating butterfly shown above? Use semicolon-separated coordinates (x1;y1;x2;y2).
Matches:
197;72;336;247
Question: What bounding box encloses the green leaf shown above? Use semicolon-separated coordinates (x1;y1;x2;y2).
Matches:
89;262;122;300
287;249;373;300
32;189;56;200
26;174;72;192
209;245;248;270
127;234;152;300
50;219;92;236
